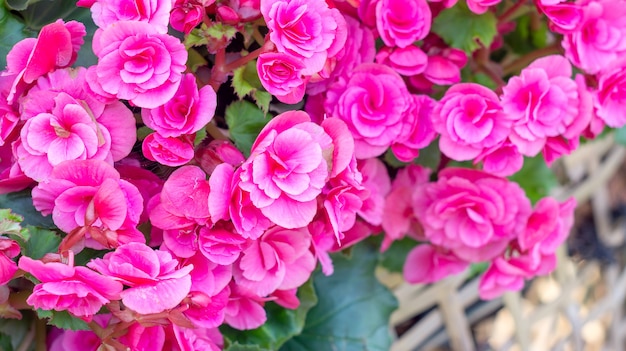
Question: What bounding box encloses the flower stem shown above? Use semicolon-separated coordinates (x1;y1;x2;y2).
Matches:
498;0;531;23
502;42;563;75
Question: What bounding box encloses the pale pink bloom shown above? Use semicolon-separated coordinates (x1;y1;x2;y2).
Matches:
403;245;469;284
502;55;580;156
224;283;267;330
89;21;187;108
90;0;173;32
357;158;391;226
0;133;32;195
375;45;428;76
19;256;122;318
474;140;524;177
391;94;438;162
198;225;246;265
325;63;412;159
381;164;431;251
195;139;245;176
323;184;366;241
0;238;19;285
261;0;347;75
142;133;195;167
32;159;143;237
466;0;502;14
562;0;626;74
142;73;216;138
171;325;223;351
239;111;353;229
171;0;212;34
233;226;315;296
376;0;431;48
88;242;193;314
478;257;527;299
49;315;110;351
414;168;532;262
119;323;165;350
433;83;511;161
595;58;626;128
257;52;307;104
5;20;85;102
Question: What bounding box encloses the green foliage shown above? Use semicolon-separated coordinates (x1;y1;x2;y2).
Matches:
36;309;90;330
432;3;498;53
22;226;61;260
281;242;398;351
414;140;442;170
505;14;549;54
0;4;31;69
0;318;30;351
509;155;559;204
232;60;272;114
226;344;269;351
0;190;55;229
0;209;25;237
223;279;317;351
225;100;271;157
379;237;419;273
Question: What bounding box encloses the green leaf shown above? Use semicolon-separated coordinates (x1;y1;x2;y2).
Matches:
0;333;13;351
253;90;272;115
0;209;24;236
206;23;237;41
232;60;262;99
225;100;271;157
0;190;55;229
36;309;90;330
384;149;409;168
413;139;441;170
187;48;208;72
509;155;558;204
185;27;209;49
223;279;317;350
22;226;61;260
0;318;29;351
431;3;497;53
5;0;42;11
281;242;398;351
0;4;30;69
379;237;419;273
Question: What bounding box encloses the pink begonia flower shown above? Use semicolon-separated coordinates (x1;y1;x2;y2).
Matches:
221;0;261;22
376;0;431;48
89;21;187;108
19;256;122;319
0;75;20;146
502;55;580;156
224;283;268;330
142;73;216;138
171;325;223;351
474;140;524;177
195;139;246;176
403;245;469;284
239;111;353;229
595;59;626;128
5;20;85;102
562;0;626;74
381;164;431;251
119;323;166;350
257;52;307;104
198;225;246;265
90;0;173;33
391;94;438;162
325;63;412;159
323;182;366;241
0;131;33;195
271;288;300;309
227;169;273;239
306;15;376;96
233;226;316;296
0;238;19;285
171;0;212;34
409;43;467;92
478;257;528;299
414;168;532;262
356;158;391;226
466;0;502;14
328;219;374;251
116;163;164;223
88;242;193;314
261;0;347;75
142;133;195;167
49;314;110;351
32;159;143;239
433;83;511;161
536;0;583;34
375;45;428;76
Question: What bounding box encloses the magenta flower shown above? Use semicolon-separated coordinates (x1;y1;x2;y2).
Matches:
0;238;19;286
88;21;187;108
595;58;626;128
257;52;307;104
478;257;528;300
466;0;502;14
375;0;431;48
261;0;347;75
413;168;532;262
142;133;195;167
375;45;428;76
171;0;210;34
90;0;173;32
224;283;268;330
433;83;511;161
88;242;193;314
19;256;122;319
356;158;391;226
391;94;437;162
403;245;468;284
141;73;216;138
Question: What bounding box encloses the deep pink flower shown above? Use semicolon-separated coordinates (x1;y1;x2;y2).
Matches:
413;168;532;262
433;83;511;161
502;55;580;156
325;63;412;159
90;0;173;32
0;238;19;285
19;256;122;318
88;242;193;314
195;139;245;176
49;315;110;351
116;163;163;223
257;52;307;104
375;45;428;76
233;226;315;296
224;283;267;330
376;0;431;48
142;73;216;138
357;158;390;226
171;0;211;34
142;133;195;167
32;160;143;239
595;58;626;128
171;325;223;351
562;0;626;74
391;94;438;162
478;257;527;299
261;0;347;75
119;323;165;350
198;225;246;265
89;21;187;108
403;245;469;284
466;0;502;14
474;140;524;177
239;112;353;229
536;0;583;34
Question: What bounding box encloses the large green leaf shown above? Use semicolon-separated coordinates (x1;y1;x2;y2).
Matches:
432;2;498;53
281;242;398;351
222;279;317;350
225;100;271;157
22;226;61;260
